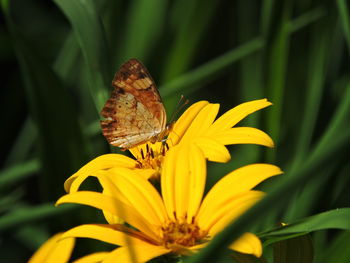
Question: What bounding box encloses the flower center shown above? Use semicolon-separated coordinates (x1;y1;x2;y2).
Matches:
136;143;169;178
161;219;208;249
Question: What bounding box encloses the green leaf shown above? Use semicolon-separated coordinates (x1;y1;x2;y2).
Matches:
287;6;326;32
273;234;313;263
3;6;90;200
260;208;350;239
265;0;293;162
232;252;268;263
53;32;81;86
336;0;350;52
316;231;350;263
161;0;220;83
14;225;51;249
0;189;24;213
291;17;331;163
3;119;37;166
53;0;111;111
119;0;167;63
0;204;76;232
160;38;264;99
0;160;39;191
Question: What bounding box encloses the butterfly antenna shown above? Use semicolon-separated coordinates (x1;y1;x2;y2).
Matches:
168;95;189;124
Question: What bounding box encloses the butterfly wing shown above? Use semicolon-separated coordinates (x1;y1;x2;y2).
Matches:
100;59;167;149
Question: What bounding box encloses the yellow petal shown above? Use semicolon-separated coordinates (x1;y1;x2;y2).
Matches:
198;164;282;217
229;233;262;257
168;101;209;146
28;233;75;263
102;168;167;226
161;146;177;220
102;209;124;226
186;144;206;223
61;224;145;247
195;137;231;163
207;99;272;134
133;168;156;180
102;243;170;263
64;154;137;193
180;103;220;144
56;191;159;242
174;144;190;219
162;144;206;222
73;252;109;263
102;187;124;225
199;191;265;235
212;127;274;147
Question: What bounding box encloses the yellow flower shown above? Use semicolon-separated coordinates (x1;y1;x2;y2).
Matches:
65;99;273;192
56;144;282;262
28;233;75;263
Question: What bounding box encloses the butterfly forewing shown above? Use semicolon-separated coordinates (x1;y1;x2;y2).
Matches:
100;59;167;149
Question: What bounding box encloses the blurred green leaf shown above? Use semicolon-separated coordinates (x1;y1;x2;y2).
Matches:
283;165;335;221
265;0;292;162
0;0;9;13
53;32;81;86
0;159;39;191
14;225;51;249
260;208;350;239
283;16;334;221
261;0;274;35
0;189;24;213
337;0;350;52
160;38;264;99
53;0;111;111
287;6;326;32
316;231;350;263
273;233;313;263
3;4;90;200
331;163;350;204
119;0;167;63
162;1;220;83
291;17;331;162
3;119;37;166
232;252;267;263
0;204;76;232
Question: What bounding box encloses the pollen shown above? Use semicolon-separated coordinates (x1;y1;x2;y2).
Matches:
161;219;208;249
136;143;170;179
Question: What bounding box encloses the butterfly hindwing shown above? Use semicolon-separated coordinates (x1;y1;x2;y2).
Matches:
100;59;167;149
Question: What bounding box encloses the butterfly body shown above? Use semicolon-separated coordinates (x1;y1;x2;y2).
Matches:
100;59;167;149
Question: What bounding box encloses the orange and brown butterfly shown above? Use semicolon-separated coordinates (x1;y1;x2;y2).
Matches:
100;59;170;150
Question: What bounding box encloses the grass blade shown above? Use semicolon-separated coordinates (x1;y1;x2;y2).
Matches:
261;208;350;238
0;204;76;232
3;6;90;200
0;160;39;191
53;0;111;111
118;0;167;63
160;38;264;98
336;0;350;52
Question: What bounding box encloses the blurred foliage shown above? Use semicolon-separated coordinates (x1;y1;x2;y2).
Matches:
0;0;350;262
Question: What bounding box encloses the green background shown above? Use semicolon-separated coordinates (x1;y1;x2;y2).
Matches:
1;0;350;262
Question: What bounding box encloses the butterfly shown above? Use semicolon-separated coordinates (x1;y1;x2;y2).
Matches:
100;59;169;150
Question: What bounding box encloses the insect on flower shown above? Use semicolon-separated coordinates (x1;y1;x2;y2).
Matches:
100;59;172;150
